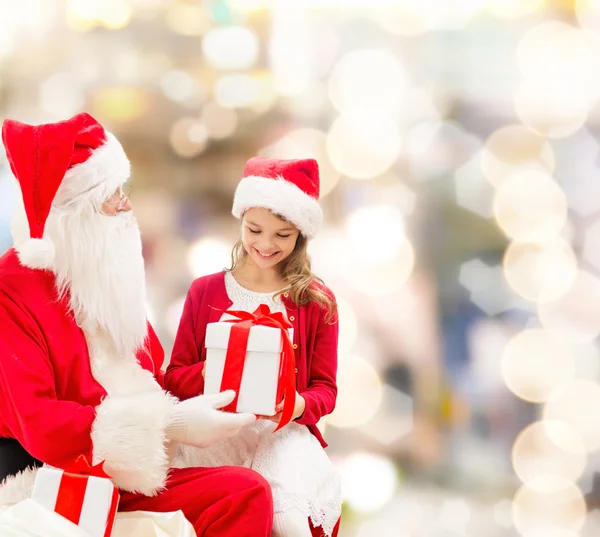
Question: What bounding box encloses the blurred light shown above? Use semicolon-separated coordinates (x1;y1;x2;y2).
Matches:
187;237;231;278
201;102;238;140
270;2;311;97
340;452;397;513
486;0;544;18
327;110;401;179
165;296;186;337
515;80;590;139
166;3;210;36
460;259;517;316
160;70;200;104
345;205;405;264
261;128;340;197
544;380;600;453
439;498;471;533
382;180;417;216
492;499;514;528
328;49;408;113
371;4;434;36
226;0;271;12
336;298;357;354
518;21;600;108
503;238;577;303
169;118;208;159
407;120;481;180
576;0;600;37
481;124;555;188
501;329;576;403
538;270;600;343
328;354;383;428
66;0;133;31
40;73;85;118
359;385;414;445
512;478;587;536
93;87;148;122
455;153;495;219
341;206;415;295
493;169;567;242
247;72;277;114
512;421;586;491
214;74;260;108
582;219;600;271
202;26;259;71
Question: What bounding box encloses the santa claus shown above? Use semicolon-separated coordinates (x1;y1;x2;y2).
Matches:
0;113;273;536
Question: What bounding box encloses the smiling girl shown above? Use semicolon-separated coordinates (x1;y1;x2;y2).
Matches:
165;157;341;537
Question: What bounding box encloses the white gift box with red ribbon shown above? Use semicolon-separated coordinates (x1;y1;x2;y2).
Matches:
204;321;293;416
31;457;119;537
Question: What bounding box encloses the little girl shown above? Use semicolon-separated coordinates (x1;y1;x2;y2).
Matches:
165;157;341;537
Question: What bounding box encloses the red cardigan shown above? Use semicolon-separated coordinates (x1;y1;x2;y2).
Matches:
164;271;339;448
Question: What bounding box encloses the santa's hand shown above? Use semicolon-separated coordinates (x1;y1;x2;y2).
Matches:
165;390;255;448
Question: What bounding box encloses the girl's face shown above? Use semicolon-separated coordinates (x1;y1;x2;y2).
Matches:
241;207;300;270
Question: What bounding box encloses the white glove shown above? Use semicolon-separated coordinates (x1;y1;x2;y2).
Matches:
165;390;256;448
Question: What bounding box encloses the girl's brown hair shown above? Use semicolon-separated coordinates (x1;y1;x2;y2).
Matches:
228;229;337;324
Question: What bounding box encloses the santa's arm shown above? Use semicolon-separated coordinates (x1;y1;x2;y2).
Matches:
0;295;176;496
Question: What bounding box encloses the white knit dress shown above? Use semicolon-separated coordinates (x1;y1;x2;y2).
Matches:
175;272;341;536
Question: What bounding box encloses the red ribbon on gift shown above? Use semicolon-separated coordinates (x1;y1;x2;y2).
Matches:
217;304;297;432
54;455;119;537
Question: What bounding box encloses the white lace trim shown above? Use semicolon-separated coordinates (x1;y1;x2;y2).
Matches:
223;271;287;317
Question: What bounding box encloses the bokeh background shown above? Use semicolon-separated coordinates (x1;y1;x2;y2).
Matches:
3;1;600;535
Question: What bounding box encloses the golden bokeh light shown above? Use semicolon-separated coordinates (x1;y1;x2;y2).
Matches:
502;238;577;303
486;0;544;18
186;237;232;279
328;355;383;428
515;80;590;139
327;110;401;180
512;421;586;491
513;478;587;537
481;124;555;188
92;87;148;122
169;118;208;158
538;270;600;343
501;329;576;403
336;297;358;354
493;168;567;242
544;380;600;453
328;49;407;113
66;0;133;31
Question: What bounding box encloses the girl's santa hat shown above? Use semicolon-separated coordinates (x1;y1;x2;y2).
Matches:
2;112;130;271
232;156;323;239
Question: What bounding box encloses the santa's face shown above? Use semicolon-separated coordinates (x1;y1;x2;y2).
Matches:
100;186;132;216
47;191;147;355
241;207;300;270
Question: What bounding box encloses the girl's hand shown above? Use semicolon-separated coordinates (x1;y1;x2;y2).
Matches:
258;392;306;424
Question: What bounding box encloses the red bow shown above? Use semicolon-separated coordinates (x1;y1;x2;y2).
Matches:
65;455;111;479
217;305;297;432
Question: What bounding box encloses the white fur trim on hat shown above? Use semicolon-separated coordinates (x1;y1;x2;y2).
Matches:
15;237;55;271
232;175;323;238
54;132;131;210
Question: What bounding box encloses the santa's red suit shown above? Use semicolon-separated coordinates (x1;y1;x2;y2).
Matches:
0;113;273;537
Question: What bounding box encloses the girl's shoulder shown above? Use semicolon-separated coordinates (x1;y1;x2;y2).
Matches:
188;270;226;295
307;278;336;302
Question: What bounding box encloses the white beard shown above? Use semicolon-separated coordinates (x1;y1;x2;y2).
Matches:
46;208;148;357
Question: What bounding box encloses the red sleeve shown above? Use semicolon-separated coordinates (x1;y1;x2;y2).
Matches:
164;281;206;400
296;299;339;426
144;322;166;388
0;293;95;467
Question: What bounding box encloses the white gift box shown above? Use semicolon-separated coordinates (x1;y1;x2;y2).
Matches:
204;322;293;416
31;465;119;537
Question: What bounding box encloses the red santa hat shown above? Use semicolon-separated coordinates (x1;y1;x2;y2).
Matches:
2;112;130;270
232;156;323;239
